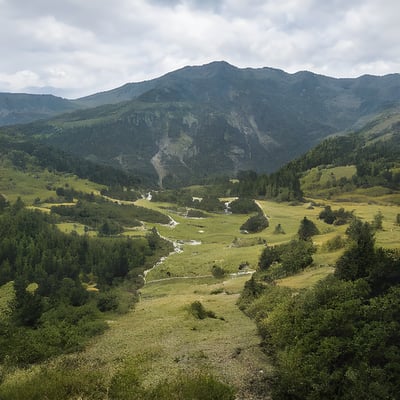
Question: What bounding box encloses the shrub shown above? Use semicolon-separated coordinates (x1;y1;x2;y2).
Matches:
188;301;217;320
187;209;206;218
211;265;226;278
297;217;319;240
322;235;346;251
229;198;259;214
240;214;269;233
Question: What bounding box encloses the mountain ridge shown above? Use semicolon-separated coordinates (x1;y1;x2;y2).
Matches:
2;61;400;186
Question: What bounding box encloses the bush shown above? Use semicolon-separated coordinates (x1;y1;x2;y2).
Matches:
96;291;119;312
188;301;217;320
240;214;269;233
229;198;259;214
298;217;319;240
187;209;206;218
211;265;226;278
322;235;346;251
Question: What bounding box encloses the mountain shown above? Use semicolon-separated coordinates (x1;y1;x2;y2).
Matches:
3;61;400;186
0;93;81;126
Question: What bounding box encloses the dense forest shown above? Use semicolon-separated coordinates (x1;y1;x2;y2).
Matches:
0;199;172;365
0;133;143;188
239;219;400;399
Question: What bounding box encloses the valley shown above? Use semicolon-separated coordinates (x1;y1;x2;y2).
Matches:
2;184;399;398
1;62;400;399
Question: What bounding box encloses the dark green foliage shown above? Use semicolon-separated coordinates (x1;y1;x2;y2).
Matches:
372;210;384;230
0;204;172;365
297;216;319;240
98;220;123;236
188;301;217;320
242;214;400;399
51;198;170;229
195;196;225;212
211;265;226;279
96;290;119;312
186;209;207;218
240;214;269;233
0;133;141;187
322;234;347;251
0;193;8;212
259;246;281;270
237;276;265;311
273;223;285;234
335;219;376;281
229;197;260;214
261;277;400;400
259;240;316;278
280;240;316;274
100;186;139;201
231;168;303;201
319;205;353;225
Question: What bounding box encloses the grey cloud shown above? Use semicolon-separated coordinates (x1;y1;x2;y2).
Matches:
0;0;399;97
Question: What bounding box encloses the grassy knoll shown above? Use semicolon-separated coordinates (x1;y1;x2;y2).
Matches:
0;165;104;204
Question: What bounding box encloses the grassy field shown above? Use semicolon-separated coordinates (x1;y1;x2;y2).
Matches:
3;190;400;396
0;165;104;204
65;275;271;397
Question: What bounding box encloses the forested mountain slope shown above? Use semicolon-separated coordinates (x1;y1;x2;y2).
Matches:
3;61;400;187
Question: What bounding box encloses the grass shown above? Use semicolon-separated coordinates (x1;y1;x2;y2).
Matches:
3;189;400;397
0;282;15;321
277;265;335;289
67;275;271;395
0;165;104;204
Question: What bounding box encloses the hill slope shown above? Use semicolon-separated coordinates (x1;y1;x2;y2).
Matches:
0;93;80;126
4;62;400;186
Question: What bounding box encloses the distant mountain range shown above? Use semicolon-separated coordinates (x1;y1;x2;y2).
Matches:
1;61;400;186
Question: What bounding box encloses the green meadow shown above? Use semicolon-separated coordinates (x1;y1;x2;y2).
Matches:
2;180;400;397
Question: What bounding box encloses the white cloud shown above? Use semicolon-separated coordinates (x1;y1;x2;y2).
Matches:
0;0;399;97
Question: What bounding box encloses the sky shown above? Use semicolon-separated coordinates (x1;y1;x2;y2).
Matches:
1;0;399;99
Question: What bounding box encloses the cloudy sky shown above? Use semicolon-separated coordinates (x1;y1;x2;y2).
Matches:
1;0;399;98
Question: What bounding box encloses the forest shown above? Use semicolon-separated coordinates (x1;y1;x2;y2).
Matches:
0;199;172;365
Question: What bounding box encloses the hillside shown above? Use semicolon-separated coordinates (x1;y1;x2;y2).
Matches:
3;61;400;187
0;93;80;126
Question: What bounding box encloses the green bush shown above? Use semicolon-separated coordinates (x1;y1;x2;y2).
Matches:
229;198;259;214
240;214;269;233
188;301;217;320
211;265;226;279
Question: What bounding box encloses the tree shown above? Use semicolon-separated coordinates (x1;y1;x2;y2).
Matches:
335;219;375;281
259;246;281;270
372;211;384;231
298;217;319;241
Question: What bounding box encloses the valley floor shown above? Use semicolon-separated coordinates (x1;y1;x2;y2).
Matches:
76;275;271;399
